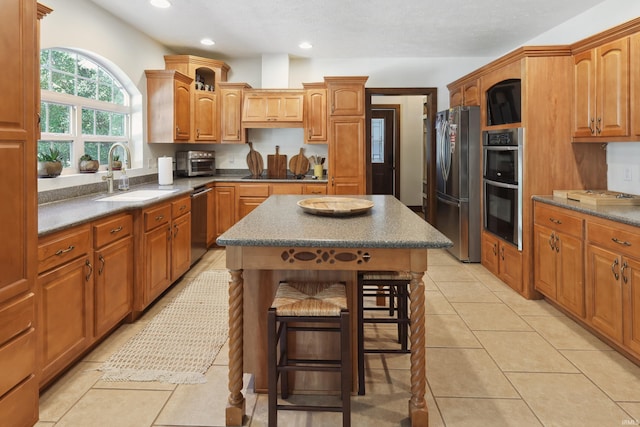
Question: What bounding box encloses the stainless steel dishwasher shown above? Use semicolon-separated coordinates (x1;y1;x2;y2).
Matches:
190;185;212;265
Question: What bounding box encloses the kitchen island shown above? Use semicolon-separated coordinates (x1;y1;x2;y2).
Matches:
217;195;451;426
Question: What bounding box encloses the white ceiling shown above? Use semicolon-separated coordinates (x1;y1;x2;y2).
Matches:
88;0;607;59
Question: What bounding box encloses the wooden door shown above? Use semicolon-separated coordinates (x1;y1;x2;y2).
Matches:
220;88;243;142
499;242;523;292
144;225;171;306
194;91;217;141
94;236;133;338
596;37;629;137
533;224;557;298
328;118;365;195
206;186;216;247
370;107;398;197
214;186;236;239
586;244;623;342
481;231;499;276
171;212;191;280
174;77;191;140
556;232;585;317
573;50;596;137
38;256;93;385
623;256;640;356
304;87;327;143
329;83;364;116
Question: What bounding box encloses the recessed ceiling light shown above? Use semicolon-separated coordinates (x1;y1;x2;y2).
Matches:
200;38;215;46
150;0;171;8
299;42;312;49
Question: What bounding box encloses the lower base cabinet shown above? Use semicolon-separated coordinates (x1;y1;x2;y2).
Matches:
481;230;522;292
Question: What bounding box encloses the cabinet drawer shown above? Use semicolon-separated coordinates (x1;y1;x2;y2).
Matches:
0;374;37;427
587;221;640;257
0;328;35;398
303;184;327;195
144;204;171;232
238;184;270;197
271;183;303;195
93;214;132;249
0;293;34;346
172;197;191;218
534;203;583;238
38;226;91;274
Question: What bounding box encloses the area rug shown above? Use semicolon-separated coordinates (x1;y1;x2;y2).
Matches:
99;270;229;384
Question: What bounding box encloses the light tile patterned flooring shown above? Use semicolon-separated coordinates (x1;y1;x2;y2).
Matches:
35;249;640;427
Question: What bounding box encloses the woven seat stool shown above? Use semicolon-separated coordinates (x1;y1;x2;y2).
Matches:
267;281;351;427
357;271;411;395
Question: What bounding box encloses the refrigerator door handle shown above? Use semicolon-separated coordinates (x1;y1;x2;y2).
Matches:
437;195;460;208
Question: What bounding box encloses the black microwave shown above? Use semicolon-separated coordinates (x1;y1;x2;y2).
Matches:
486;79;521;126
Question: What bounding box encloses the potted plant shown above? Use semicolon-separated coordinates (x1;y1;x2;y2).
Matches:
79;154;100;173
111;154;122;170
37;147;63;178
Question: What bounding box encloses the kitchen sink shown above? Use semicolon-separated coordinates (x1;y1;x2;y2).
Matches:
97;189;179;202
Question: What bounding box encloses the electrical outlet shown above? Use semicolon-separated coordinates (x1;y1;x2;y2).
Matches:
147;158;154;169
623;166;632;181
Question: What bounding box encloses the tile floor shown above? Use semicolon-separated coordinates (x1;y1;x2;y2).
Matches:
35;249;640;427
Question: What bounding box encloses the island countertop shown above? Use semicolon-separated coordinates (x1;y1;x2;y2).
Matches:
217;194;452;249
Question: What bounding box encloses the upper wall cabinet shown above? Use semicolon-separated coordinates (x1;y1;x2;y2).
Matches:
326;77;366;116
448;79;480;107
219;82;251;143
573;37;630;140
145;70;192;143
303;82;327;143
241;90;304;127
163;55;230;143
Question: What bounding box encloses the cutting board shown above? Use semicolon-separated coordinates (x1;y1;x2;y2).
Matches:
246;141;263;177
289;147;310;177
267;145;287;179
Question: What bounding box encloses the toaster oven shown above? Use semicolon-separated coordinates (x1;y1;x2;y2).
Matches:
176;150;216;177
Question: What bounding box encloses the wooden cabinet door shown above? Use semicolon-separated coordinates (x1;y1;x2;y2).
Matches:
305;86;327;143
534;224;557;298
449;86;463;107
94;236;133;338
556;232;585;317
206;186;216;247
586;244;623;342
171;212;191;280
463;82;480;106
174;77;191;140
481;231;499;276
499;242;522;292
623;256;640;356
596;37;629;137
328;117;365;195
238;197;267;220
328;83;364;116
220;88;243;142
194;91;218;141
38;256;93;385
573;50;596;137
143;225;171;306
214;186;236;240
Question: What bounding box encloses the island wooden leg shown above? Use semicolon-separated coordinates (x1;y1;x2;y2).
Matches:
409;271;428;426
226;269;245;426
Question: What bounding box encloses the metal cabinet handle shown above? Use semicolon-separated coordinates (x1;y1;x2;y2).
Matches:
173;223;179;238
179;205;187;211
589;118;595;134
55;245;75;256
85;259;93;282
555;234;560;253
596;117;602;134
500;246;505;261
549;217;562;225
167;225;172;241
611;237;631;247
196;129;200;138
155;215;164;222
98;254;105;275
549;232;556;250
621;260;628;284
493;244;497;255
611;258;619;280
110;226;123;234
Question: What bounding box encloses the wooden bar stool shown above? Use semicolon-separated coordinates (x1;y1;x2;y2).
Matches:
357;271;411;395
267;281;351;427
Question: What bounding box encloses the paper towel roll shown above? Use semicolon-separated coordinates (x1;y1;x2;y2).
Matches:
158;156;173;185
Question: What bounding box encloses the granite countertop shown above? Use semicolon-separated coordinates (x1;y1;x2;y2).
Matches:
217;194;453;249
37;174;329;236
533;195;640;227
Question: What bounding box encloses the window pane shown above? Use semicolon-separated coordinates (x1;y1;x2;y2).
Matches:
111;113;125;136
43;102;72;134
38;140;73;168
51;71;75;95
96;110;110;135
77;78;97;99
50;50;76;73
84;141;114;165
114;86;126;105
82;108;95;135
40;68;50;91
98;83;113;103
77;57;97;79
371;118;384;164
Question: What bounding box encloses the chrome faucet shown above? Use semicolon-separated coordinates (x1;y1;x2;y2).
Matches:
103;142;132;193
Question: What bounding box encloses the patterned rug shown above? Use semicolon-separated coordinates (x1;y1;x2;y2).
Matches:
99;270;229;384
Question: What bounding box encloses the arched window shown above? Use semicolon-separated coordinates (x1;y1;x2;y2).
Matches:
39;48;135;173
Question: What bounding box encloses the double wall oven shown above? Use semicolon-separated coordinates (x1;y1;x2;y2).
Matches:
483;128;524;250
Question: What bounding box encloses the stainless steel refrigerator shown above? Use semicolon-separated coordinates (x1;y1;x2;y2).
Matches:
435;106;481;262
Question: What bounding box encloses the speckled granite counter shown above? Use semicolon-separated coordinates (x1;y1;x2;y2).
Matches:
533;195;640;228
37;174;328;236
217;194;451;248
217;195;450;426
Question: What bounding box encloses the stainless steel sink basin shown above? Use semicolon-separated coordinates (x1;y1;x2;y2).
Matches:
97;189;179;202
